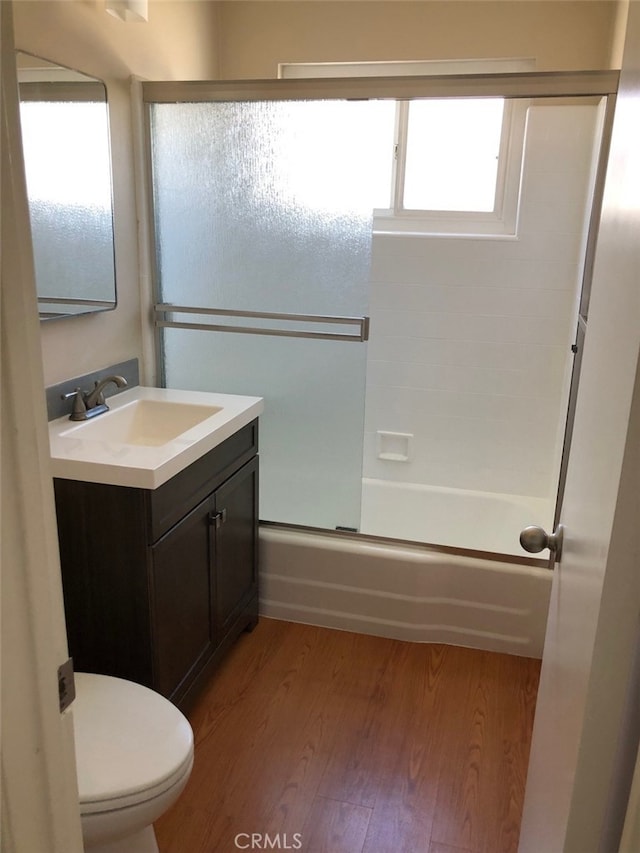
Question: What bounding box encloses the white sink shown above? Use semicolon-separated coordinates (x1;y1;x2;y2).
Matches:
59;399;223;447
49;386;264;489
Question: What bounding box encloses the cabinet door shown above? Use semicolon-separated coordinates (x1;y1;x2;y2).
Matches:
214;457;259;639
151;493;215;699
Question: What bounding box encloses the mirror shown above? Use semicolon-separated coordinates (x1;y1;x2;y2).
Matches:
16;52;117;319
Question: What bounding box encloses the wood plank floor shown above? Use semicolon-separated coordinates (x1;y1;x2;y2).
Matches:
155;618;540;853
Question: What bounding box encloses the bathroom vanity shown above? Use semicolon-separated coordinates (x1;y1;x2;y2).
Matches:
49;385;263;711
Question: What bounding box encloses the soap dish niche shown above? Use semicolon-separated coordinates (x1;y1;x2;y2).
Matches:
376;431;412;462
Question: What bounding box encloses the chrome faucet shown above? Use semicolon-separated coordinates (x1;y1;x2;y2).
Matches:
63;375;128;421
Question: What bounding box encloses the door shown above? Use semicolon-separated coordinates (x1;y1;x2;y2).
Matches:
152;494;216;699
1;2;83;850
518;4;640;850
213;457;259;639
148;97;378;532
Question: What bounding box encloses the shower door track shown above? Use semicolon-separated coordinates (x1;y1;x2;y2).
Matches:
260;520;551;569
142;70;618;104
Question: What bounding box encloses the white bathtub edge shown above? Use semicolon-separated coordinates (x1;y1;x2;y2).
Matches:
259;527;552;658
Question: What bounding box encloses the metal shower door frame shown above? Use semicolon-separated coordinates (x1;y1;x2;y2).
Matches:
140;69;618;557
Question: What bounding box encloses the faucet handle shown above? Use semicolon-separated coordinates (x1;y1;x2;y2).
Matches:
91;380;106;407
61;387;87;420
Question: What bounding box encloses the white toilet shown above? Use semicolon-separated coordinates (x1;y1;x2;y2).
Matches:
73;672;194;853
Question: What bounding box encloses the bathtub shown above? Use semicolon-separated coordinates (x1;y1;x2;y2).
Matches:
260;482;554;658
360;478;554;557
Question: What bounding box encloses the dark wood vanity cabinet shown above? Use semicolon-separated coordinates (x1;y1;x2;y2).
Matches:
54;420;259;711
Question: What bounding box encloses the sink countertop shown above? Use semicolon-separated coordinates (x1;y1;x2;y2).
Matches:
49;386;264;489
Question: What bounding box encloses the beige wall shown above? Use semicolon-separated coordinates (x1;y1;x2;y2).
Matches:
12;0;220;386
217;1;620;79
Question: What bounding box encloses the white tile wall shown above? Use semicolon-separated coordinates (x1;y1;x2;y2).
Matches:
364;104;601;500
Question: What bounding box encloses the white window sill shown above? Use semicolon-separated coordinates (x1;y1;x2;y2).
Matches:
372;228;520;240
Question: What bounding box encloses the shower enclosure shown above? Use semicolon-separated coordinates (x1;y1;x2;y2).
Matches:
142;71;616;561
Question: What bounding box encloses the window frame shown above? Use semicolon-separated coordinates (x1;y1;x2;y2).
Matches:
279;59;534;237
374;96;528;236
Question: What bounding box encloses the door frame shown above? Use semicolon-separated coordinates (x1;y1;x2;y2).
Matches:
1;1;83;850
519;1;640;847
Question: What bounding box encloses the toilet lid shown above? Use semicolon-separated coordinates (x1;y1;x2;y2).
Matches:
73;673;194;808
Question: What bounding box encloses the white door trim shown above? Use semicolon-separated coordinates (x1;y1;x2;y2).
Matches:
519;2;640;848
1;2;83;850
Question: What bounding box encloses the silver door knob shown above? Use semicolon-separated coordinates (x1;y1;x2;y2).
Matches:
519;524;564;557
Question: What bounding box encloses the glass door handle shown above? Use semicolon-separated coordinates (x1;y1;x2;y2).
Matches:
520;524;564;558
155;304;370;343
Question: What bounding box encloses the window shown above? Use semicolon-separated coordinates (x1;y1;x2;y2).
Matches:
400;99;503;210
279;59;532;236
373;95;526;235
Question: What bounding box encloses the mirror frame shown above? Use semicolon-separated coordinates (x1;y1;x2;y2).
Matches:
16;50;117;320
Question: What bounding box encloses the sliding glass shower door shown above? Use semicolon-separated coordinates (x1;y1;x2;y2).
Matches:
145;72;616;548
148;99;389;530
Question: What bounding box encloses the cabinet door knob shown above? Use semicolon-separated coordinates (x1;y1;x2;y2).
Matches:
209;509;227;529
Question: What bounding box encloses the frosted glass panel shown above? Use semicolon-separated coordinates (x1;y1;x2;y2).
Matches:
151;101;388;313
164;329;367;529
151;100;385;529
